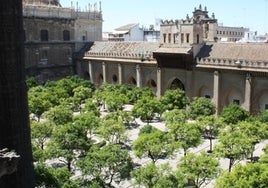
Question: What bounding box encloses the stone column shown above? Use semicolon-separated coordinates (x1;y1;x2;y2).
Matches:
0;0;34;187
88;61;94;83
156;67;162;98
213;71;220;114
136;64;141;87
102;62;107;83
244;73;252;112
118;63;122;84
185;71;193;99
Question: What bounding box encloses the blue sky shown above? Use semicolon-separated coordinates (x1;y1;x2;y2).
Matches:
60;0;268;34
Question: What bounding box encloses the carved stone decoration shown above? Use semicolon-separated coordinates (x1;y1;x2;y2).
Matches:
0;149;20;178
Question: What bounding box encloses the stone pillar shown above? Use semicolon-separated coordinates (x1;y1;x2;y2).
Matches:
0;0;34;187
136;64;141;87
88;61;94;83
185;71;193;99
118;63;122;84
156;67;162;98
213;71;220;114
244;73;252;112
102;62;107;83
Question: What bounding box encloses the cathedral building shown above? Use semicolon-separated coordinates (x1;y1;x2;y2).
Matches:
23;0;102;82
77;5;268;114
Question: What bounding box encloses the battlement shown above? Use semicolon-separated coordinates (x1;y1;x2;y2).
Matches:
196;57;268;72
23;4;102;20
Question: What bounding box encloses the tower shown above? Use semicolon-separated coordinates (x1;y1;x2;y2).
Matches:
0;0;34;187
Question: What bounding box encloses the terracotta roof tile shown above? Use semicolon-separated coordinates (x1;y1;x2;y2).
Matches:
197;43;268;62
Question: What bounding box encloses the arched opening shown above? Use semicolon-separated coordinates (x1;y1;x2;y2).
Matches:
259;92;268;111
84;71;90;80
112;74;118;83
63;30;70;41
226;88;243;105
169;78;184;90
198;85;212;99
128;76;137;87
40;29;48;41
146;79;157;88
97;73;103;85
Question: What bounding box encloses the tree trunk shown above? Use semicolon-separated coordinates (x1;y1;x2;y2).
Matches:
209;138;213;152
228;158;234;172
0;0;34;187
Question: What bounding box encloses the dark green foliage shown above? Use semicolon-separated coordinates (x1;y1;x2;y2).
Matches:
220;103;249;124
214;124;254;172
132;96;163;124
256;109;268;123
133;130;171;163
215;163;268;188
128;87;155;103
34;164;78;188
26;76;38;89
77;144;133;187
176;152;221;188
139;125;158;135
160;89;189;111
131;163;179;188
93;83;129;111
44;104;73;126
188;97;216;120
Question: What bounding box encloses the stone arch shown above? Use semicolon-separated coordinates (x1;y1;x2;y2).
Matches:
225;88;243;105
83;71;90;80
112;74;118;83
97;73;103;85
258;91;268;111
146;79;157;88
168;78;185;90
198;85;213;99
145;79;157;93
128;76;137;87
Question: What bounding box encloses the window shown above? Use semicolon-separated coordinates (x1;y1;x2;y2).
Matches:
233;99;240;105
112;75;118;83
265;104;268;109
186;33;190;43
168;33;171;43
181;33;184;43
205;95;211;99
40;29;48;41
173;33;178;43
197;34;199;44
82;36;86;41
163;34;166;43
63;30;70;41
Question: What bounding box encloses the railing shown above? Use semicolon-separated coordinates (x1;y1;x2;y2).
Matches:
23;5;102;20
196;57;268;69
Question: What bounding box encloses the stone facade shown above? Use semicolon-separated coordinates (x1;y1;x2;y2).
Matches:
23;0;102;82
78;6;268;114
216;26;249;42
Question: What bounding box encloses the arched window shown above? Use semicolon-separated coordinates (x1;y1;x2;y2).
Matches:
128;77;137;87
40;29;48;41
63;30;70;41
170;78;184;90
112;75;118;83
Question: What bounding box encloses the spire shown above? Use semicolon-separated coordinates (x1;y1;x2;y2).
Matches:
199;4;202;10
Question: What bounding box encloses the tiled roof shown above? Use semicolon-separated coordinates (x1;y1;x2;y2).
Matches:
115;23;138;31
85;41;161;60
197;43;268;62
